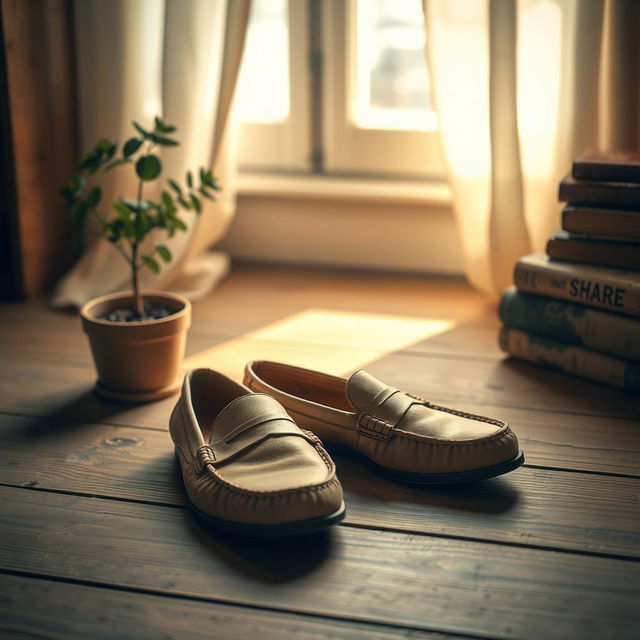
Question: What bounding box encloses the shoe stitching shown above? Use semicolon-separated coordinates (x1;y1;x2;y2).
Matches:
406;393;506;427
197;465;341;498
195;429;338;498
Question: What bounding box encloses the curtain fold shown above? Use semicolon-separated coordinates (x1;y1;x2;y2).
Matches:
423;0;640;299
51;0;250;309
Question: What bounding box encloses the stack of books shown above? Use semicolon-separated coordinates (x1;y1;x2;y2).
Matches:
498;150;640;394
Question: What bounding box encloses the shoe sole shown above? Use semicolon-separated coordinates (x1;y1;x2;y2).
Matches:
325;443;525;485
175;451;346;537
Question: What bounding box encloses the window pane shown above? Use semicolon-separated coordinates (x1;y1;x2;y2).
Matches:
235;0;289;123
355;0;436;130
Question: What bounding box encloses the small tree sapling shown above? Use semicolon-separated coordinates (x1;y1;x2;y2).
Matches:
61;117;220;318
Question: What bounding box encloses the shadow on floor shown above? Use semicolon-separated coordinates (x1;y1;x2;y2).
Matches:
184;510;337;584
334;454;520;516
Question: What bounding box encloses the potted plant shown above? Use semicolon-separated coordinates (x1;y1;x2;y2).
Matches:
61;117;220;402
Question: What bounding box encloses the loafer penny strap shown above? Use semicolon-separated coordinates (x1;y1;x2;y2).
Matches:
347;371;427;440
209;418;315;465
200;393;317;467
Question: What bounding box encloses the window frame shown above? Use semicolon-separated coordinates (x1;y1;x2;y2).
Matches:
321;0;446;179
236;0;311;173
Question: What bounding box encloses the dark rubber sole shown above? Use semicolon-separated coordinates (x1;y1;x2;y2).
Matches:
176;452;346;537
325;442;525;485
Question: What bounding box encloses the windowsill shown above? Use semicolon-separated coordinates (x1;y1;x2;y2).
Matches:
221;170;463;275
237;171;453;206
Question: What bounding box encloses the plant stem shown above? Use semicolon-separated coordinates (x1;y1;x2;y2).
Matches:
132;178;144;317
88;209;130;263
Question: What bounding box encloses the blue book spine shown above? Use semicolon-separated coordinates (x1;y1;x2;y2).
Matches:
499;286;640;362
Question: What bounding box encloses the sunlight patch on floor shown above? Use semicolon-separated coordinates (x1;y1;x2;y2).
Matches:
184;308;455;379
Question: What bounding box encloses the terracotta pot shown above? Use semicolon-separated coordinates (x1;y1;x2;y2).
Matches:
80;291;191;403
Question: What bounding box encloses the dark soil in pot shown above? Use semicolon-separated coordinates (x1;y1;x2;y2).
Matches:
99;303;175;322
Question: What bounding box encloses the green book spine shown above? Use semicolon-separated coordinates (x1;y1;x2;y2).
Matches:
499;286;640;362
499;326;640;394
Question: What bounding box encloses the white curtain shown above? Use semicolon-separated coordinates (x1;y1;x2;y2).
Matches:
52;0;251;308
423;0;639;298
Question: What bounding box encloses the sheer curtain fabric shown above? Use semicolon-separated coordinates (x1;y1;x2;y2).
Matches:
52;0;250;308
423;0;639;297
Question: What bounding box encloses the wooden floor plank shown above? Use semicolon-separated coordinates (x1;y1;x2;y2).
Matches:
0;416;638;558
0;487;637;640
0;573;458;640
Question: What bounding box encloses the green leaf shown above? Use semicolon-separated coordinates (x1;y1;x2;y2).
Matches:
186;171;193;188
106;143;117;160
86;186;102;208
156;244;172;262
161;190;173;207
123;137;143;157
62;175;86;204
107;220;124;243
190;194;202;213
177;195;191;210
96;138;112;152
168;179;182;195
112;200;131;217
78;150;101;172
154;117;176;134
202;169;221;190
148;132;179;146
199;167;207;183
142;256;160;273
172;217;187;232
199;186;215;200
133;121;152;139
135;155;162;181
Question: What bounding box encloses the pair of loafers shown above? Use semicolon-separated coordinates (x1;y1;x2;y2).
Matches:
170;361;524;537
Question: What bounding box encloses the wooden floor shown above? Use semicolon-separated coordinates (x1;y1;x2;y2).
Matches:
1;265;638;640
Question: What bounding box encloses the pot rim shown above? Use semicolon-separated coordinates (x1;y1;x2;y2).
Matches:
80;290;191;328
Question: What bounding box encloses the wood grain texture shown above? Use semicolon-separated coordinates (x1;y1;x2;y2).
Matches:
1;0;77;296
0;344;638;475
0;267;639;639
0;415;638;557
0;487;638;640
0;573;459;640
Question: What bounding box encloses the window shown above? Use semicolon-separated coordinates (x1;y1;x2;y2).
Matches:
234;0;445;180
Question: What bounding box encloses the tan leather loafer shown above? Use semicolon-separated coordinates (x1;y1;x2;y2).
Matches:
244;361;524;484
170;368;345;536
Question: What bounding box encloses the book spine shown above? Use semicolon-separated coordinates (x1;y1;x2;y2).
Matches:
545;237;640;270
572;163;640;184
499;288;640;361
562;207;640;241
499;326;640;393
514;260;640;317
559;180;640;208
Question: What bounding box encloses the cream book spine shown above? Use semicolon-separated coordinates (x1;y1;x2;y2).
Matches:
514;253;640;317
